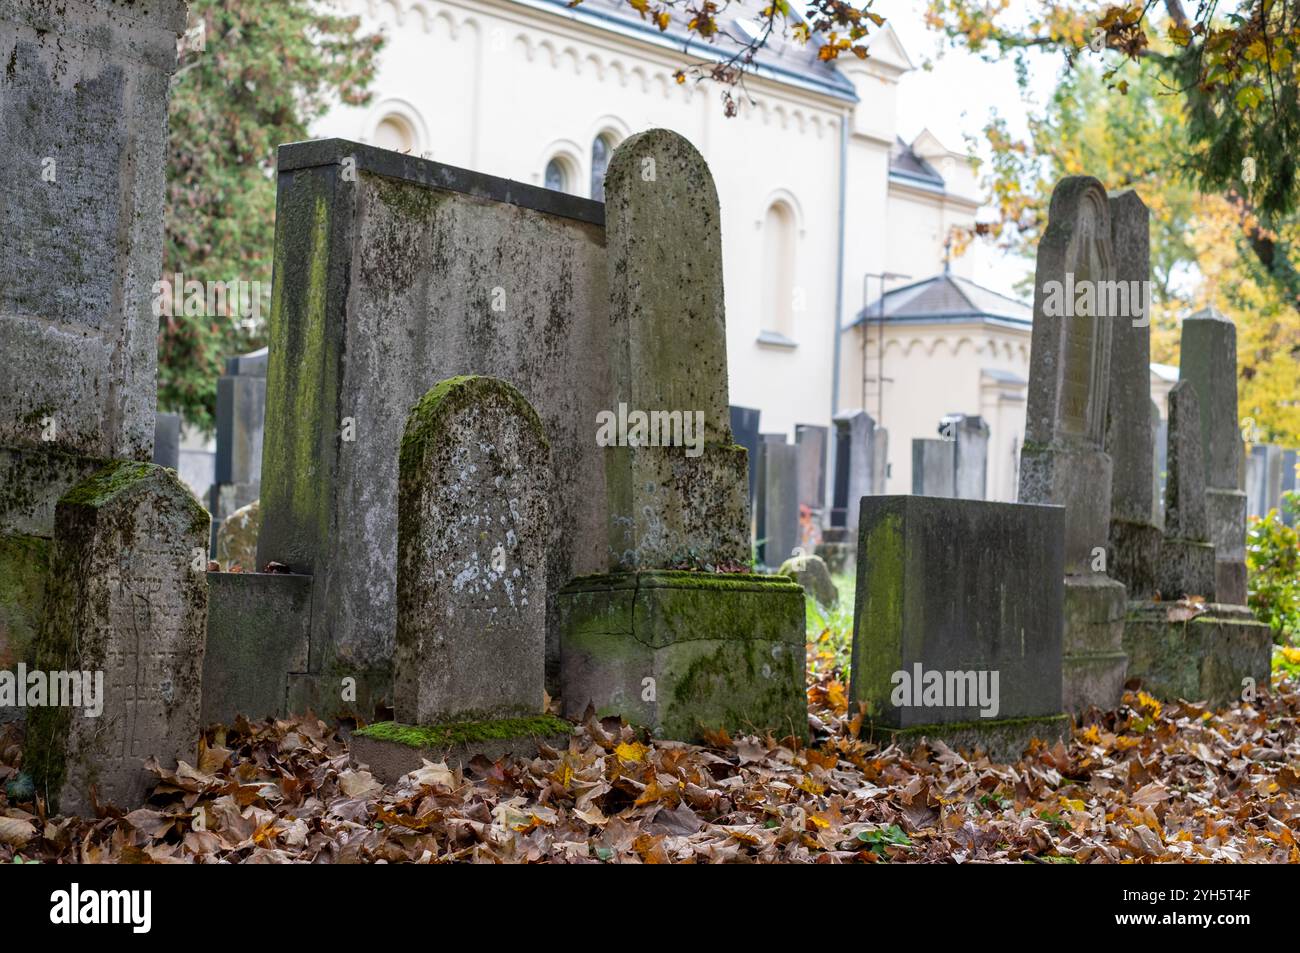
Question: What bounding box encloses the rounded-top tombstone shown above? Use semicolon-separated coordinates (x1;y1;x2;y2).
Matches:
393;375;551;726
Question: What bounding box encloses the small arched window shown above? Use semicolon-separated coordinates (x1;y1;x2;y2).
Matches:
374;114;417;154
590;133;615;201
761;201;797;338
544;158;568;194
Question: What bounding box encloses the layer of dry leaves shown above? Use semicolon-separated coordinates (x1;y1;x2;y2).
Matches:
2;669;1298;863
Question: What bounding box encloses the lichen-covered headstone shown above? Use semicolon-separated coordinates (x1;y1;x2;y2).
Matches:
26;463;209;816
1019;176;1127;712
602;128;748;569
1157;381;1216;600
392;376;550;725
1178;308;1248;604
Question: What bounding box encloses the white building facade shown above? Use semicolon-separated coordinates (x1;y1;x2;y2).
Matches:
315;0;986;455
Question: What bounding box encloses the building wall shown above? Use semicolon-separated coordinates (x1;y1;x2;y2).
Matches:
315;0;975;444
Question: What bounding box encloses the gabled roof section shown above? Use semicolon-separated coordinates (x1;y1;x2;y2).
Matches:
889;136;944;188
517;0;859;101
847;272;1032;330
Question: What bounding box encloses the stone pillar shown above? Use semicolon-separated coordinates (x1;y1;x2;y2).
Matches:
1179;309;1248;604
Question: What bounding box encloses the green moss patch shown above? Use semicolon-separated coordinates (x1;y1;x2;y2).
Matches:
355;714;571;749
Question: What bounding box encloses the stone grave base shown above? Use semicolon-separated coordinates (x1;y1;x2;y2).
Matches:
1155;537;1217;601
1063;574;1128;712
349;715;571;784
860;714;1070;764
1123;602;1272;708
201;571;312;726
559;570;808;744
1108;518;1161;599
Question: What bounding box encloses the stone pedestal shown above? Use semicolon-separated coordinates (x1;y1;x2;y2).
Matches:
351;716;571;784
559;571;807;743
1062;574;1128;712
1123;603;1272;707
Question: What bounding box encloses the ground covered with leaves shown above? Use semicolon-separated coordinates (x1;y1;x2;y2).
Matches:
3;665;1300;863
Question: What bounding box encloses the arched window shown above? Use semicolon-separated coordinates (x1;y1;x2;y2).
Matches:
374;114;417;154
761;201;796;338
590;133;615;201
544;158;569;193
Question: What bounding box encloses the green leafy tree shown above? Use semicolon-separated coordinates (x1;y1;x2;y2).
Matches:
160;0;382;430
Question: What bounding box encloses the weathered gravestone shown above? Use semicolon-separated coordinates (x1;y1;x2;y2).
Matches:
1179;308;1249;604
255;138;610;714
1246;444;1284;519
1019;177;1127;712
1123;326;1270;707
795;424;828;517
729;405;762;515
911;438;954;497
559;130;806;743
352;377;567;781
757;438;800;568
850;496;1068;760
1104;191;1162;600
949;414;990;500
209;348;267;553
0;0;186;694
26;463;209;816
829;409;885;535
778;552;838;610
1156;381;1216;600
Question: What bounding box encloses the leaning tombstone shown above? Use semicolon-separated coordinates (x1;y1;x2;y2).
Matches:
351;377;568;782
560;130;806;744
25;463;209;816
850;496;1068;760
1018;177;1127;712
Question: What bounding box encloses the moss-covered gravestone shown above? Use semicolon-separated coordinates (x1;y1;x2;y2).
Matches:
560;130;806;744
849;496;1069;760
1019;177;1127;712
26;463;209;815
352;377;567;782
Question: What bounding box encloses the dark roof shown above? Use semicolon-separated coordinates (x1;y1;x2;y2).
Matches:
524;0;858;100
889;137;944;188
847;272;1032;330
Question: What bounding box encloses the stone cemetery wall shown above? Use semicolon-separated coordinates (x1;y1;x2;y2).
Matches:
256;140;611;702
25;462;209;816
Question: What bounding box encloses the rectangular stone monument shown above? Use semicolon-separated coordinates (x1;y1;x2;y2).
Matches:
1104;191;1162;600
911;438;955;497
208;347;267;552
850;496;1068;760
352;377;567;782
152;413;181;470
830;410;882;535
0;0;186;537
257;139;611;708
25;463;209;816
1156;381;1216;599
730;405;762;513
1019;177;1127;712
560;130;805;744
951;415;990;500
795;424;828;514
757;440;800;568
1179;309;1249;604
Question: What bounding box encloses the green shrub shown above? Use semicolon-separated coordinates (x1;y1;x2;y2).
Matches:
1247;491;1300;645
